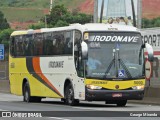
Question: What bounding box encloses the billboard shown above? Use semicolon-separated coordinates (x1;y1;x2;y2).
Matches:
140;28;160;87
96;0;139;27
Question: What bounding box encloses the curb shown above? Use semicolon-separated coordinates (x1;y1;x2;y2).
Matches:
129;97;160;105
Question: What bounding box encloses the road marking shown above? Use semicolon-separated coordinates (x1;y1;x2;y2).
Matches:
48;117;71;120
72;107;103;111
0;109;8;111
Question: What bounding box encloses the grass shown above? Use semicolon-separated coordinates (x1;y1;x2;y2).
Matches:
0;0;87;29
54;0;86;10
0;7;44;22
0;0;86;9
0;0;50;8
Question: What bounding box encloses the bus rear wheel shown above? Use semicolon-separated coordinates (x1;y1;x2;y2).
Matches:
65;84;79;106
23;82;32;102
23;82;41;103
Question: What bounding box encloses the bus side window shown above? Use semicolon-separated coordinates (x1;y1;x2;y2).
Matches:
64;31;73;55
52;34;58;55
10;37;15;56
34;34;43;56
43;32;52;55
58;33;65;54
15;36;25;57
74;30;83;77
52;32;65;55
24;34;33;56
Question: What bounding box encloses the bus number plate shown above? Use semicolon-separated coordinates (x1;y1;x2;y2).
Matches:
112;93;122;97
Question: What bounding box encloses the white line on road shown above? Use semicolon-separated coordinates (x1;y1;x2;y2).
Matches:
72;107;103;111
0;109;8;111
48;117;71;120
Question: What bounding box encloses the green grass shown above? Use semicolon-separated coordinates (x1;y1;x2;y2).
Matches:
0;0;50;8
0;0;86;27
0;0;86;9
0;7;44;22
54;0;86;9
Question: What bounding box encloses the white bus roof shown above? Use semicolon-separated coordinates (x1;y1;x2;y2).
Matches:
45;23;139;33
11;23;139;36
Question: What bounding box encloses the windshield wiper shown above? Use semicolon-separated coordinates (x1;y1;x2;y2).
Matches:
118;58;132;78
104;48;132;79
104;58;115;77
104;49;116;78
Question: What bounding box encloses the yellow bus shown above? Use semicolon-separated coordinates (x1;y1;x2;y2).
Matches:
9;23;153;106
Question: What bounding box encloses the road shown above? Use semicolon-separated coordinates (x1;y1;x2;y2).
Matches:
0;93;160;120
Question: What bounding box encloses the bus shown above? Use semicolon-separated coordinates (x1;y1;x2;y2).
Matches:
9;23;153;106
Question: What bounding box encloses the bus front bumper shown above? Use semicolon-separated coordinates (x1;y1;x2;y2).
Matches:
85;88;144;101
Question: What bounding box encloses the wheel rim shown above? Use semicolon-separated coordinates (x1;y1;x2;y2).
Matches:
67;88;73;104
25;88;29;102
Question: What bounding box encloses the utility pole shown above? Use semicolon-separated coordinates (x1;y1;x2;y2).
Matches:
137;0;142;29
131;0;136;27
45;15;47;28
50;0;53;14
100;0;104;23
94;0;98;23
45;0;54;28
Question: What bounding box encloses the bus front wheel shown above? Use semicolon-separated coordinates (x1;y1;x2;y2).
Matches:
65;84;79;106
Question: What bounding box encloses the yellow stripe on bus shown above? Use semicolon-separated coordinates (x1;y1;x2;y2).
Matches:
85;79;145;90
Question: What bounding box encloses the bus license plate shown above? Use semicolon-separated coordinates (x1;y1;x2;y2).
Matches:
112;93;122;97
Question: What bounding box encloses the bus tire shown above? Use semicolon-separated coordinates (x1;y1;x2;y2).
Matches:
23;82;33;102
33;97;42;103
117;100;127;107
65;84;79;106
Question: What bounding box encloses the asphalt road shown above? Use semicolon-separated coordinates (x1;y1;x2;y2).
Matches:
0;93;160;120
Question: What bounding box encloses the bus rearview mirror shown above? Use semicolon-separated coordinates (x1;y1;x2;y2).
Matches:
81;41;88;60
145;43;154;62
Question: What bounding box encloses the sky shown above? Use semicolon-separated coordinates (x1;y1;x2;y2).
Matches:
98;0;138;18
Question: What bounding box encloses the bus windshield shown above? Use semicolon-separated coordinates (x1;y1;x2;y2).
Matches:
85;32;144;79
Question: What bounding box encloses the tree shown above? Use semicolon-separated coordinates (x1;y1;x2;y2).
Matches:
142;17;160;28
28;22;45;29
47;5;68;26
41;5;92;28
0;28;13;50
0;11;10;30
0;28;13;60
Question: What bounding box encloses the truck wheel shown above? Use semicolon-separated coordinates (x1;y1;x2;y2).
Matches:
65;84;79;106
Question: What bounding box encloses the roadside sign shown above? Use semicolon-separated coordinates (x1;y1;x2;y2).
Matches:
0;44;4;60
145;60;152;80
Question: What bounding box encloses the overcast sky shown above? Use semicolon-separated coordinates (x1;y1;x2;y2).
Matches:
98;0;138;18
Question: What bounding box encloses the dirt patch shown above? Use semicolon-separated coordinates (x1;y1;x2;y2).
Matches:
142;0;160;19
10;21;37;30
78;0;94;14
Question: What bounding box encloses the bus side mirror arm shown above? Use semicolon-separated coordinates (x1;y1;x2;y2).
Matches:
145;43;154;62
81;41;88;60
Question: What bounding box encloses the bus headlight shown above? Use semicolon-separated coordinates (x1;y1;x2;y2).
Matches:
132;85;145;90
86;85;102;90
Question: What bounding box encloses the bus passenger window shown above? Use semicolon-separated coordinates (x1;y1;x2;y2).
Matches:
43;32;52;55
74;30;83;77
15;36;25;56
52;33;65;55
64;31;73;55
10;37;15;56
34;34;43;56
